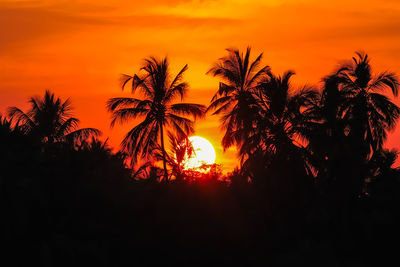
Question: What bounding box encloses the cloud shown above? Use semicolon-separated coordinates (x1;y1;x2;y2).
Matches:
0;0;243;54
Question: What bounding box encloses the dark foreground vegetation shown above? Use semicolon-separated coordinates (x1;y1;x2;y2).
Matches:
1;49;400;266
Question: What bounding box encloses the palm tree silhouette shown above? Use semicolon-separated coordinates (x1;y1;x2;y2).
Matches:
207;47;270;150
256;71;317;154
301;73;349;181
303;52;400;196
246;71;318;179
107;57;205;182
337;52;400;157
7;90;100;145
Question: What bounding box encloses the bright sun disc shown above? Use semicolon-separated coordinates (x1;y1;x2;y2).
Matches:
183;136;216;169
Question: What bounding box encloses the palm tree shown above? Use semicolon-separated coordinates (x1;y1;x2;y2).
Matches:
107;57;205;182
250;71;318;177
207;47;271;151
338;52;400;158
301;73;350;181
237;71;317;204
7;90;100;145
303;52;400;197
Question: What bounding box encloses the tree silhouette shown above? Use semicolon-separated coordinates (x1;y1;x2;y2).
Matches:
7;90;101;145
107;57;205;181
252;71;317;158
207;47;270;151
305;52;400;196
244;71;317;198
302;73;349;181
338;52;399;158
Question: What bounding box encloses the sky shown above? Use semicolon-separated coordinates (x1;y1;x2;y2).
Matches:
1;0;400;171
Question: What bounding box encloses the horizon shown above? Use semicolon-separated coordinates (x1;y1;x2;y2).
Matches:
1;0;400;171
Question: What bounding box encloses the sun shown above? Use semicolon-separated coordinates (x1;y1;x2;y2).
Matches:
183;136;216;170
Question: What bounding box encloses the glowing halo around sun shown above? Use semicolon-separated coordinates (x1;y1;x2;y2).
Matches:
183;136;216;170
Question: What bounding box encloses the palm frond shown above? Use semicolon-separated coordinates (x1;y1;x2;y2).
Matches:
106;97;143;111
247;65;271;88
120;74;133;90
169;120;190;139
369;71;399;96
7;107;35;131
65;127;101;144
59;98;73;117
169;64;188;91
370;93;400;130
207;95;233;112
58;117;80;137
212;100;235;116
169;103;206;119
110;108;150;127
167;114;194;135
207;63;241;86
164;82;189;103
121;118;158;161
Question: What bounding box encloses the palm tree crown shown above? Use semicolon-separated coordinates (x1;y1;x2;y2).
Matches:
338;52;400;155
107;57;205;181
254;71;318;156
7;90;100;145
207;47;271;150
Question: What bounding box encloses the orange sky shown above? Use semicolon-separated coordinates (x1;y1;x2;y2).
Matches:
1;0;400;171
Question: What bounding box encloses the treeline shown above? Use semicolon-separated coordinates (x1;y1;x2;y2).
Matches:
1;48;400;265
107;48;400;202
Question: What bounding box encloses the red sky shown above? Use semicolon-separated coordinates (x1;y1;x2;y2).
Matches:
1;0;400;171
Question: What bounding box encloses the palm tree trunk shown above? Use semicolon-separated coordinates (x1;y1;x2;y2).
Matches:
160;123;168;182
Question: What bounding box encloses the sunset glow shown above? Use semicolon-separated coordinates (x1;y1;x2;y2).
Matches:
183;136;216;170
1;0;400;170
